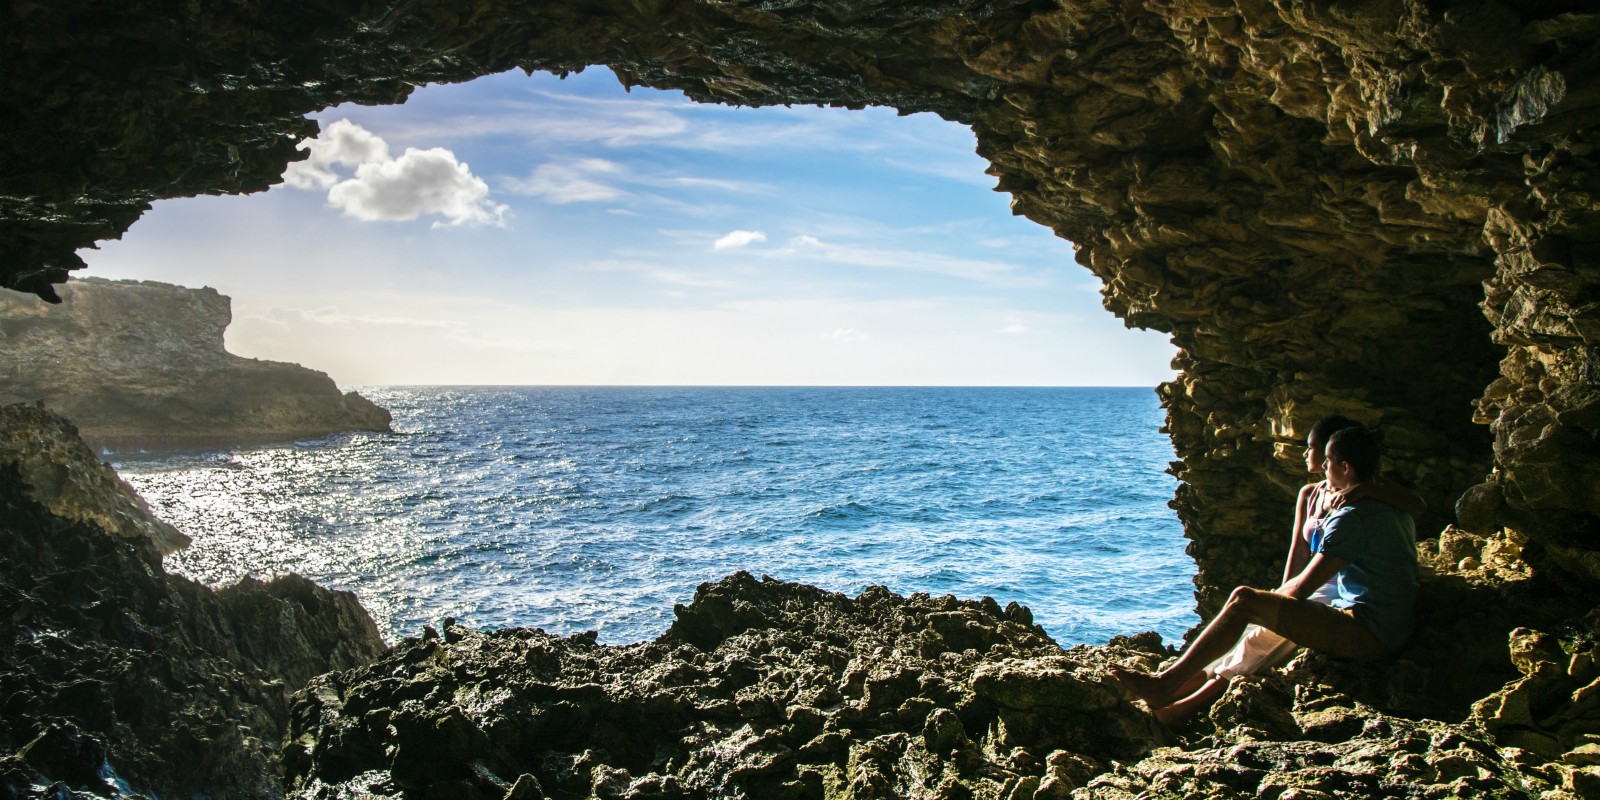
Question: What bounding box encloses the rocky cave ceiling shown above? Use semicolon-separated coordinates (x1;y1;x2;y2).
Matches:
2;0;1598;608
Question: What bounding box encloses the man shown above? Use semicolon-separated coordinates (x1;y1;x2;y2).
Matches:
1111;425;1418;713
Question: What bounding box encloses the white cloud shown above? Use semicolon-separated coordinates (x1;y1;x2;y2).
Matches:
506;159;626;203
788;234;823;249
714;230;767;250
827;328;869;343
1001;316;1027;335
282;119;390;189
282;119;507;227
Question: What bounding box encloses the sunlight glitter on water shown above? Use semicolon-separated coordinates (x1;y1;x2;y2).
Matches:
114;387;1199;646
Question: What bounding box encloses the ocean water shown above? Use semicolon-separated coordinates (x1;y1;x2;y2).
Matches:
109;386;1198;646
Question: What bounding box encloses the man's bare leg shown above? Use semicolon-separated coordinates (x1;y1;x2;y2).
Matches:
1152;676;1230;726
1111;586;1383;709
1110;586;1267;708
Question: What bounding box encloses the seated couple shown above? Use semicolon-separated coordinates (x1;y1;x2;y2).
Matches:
1113;417;1423;724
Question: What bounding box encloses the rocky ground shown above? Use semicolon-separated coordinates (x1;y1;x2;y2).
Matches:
0;279;390;452
280;568;1598;800
2;404;1599;798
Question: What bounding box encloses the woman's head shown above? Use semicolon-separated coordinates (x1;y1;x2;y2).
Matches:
1304;415;1359;475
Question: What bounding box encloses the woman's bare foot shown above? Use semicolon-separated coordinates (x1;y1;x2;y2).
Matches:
1109;664;1177;709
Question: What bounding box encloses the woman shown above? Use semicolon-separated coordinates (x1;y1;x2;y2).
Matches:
1143;416;1425;725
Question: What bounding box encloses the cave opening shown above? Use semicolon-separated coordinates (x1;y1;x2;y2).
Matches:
78;67;1198;647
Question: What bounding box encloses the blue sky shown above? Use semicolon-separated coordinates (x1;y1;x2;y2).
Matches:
85;67;1175;387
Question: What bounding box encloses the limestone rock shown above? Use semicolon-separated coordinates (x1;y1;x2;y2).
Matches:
1;278;391;452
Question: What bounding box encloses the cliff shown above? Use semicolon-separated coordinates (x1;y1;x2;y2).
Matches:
0;404;388;798
0;278;391;451
1;1;1599;797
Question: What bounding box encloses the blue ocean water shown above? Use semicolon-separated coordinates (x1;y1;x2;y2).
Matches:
110;386;1198;646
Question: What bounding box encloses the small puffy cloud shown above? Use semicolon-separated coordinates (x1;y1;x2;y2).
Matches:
826;328;869;343
714;230;767;250
788;234;822;248
281;119;507;227
506;159;626;203
1000;316;1026;335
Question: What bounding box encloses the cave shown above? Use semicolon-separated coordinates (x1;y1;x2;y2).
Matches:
4;1;1599;797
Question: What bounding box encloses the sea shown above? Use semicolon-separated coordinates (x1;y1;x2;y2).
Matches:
108;386;1198;647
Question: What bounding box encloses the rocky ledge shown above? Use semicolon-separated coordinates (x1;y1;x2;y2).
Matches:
0;278;390;452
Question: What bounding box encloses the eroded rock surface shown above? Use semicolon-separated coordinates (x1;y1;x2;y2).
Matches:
283;572;1169;799
0;405;387;798
283;570;1596;800
0;278;391;451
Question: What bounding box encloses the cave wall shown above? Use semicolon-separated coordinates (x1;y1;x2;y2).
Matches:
2;0;1597;612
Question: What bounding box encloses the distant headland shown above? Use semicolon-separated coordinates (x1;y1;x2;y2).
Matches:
0;278;391;452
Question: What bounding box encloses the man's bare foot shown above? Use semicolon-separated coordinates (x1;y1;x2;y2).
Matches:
1152;701;1194;727
1109;664;1175;709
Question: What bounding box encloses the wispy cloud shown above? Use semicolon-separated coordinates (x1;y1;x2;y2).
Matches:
504;158;766;207
714;230;767;250
778;234;1017;282
282;119;507;227
506;159;628;203
247;306;463;330
372;73;988;184
826;328;869;343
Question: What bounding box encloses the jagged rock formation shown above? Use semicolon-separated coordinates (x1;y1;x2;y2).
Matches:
0;404;388;798
2;1;1600;797
282;571;1592;799
0;278;391;451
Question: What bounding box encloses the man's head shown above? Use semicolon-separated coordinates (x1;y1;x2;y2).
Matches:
1325;425;1381;489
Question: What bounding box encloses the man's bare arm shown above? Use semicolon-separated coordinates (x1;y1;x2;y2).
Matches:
1279;552;1344;600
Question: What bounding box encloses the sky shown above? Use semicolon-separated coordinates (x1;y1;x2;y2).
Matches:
84;67;1176;387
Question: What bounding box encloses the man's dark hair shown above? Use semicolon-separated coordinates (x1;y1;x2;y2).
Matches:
1327;425;1381;481
1309;414;1358;446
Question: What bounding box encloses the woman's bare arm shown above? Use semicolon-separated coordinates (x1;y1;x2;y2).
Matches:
1280;483;1316;587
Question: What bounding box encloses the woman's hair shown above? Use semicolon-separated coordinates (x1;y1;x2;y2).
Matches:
1308;414;1359;446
